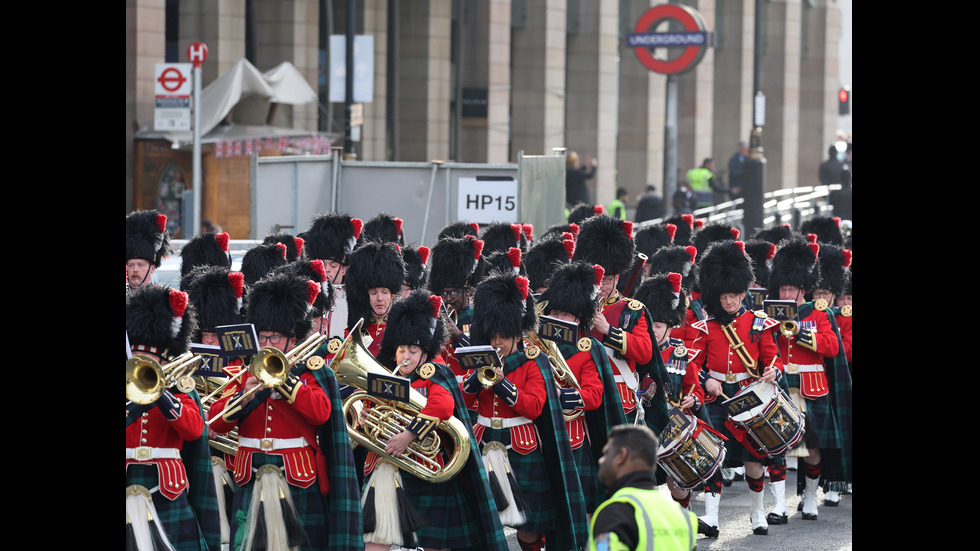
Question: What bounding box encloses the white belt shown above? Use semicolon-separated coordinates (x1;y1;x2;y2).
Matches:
476;415;531;430
608;354;638;391
238;436;308;451
784;363;824;374
709;370;753;383
126;447;181;461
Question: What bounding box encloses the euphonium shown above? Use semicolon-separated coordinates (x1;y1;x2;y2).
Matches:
524;329;583;421
333;320;471;484
126;352;201;405
780;319;800;337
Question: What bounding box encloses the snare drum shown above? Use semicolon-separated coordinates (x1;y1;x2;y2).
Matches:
725;380;805;458
658;412;727;491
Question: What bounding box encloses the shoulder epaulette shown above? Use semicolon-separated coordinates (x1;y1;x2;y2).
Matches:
577;337;592;352
691;319;709;333
628;299;644;311
417;362;436;379
840;305;851;317
525;345;540;359
814;298;829;311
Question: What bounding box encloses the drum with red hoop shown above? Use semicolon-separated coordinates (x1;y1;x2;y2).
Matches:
658;409;727;491
723;379;805;458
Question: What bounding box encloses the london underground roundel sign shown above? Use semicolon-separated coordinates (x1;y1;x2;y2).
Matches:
629;4;709;75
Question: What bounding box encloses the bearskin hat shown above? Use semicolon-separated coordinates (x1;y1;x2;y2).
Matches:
540;261;604;329
180;231;232;278
647;244;698;293
767;235;821;295
179;265;245;335
481;223;526;256
377;290;448;368
524;234;575;292
263;232;305;262
573;214;637;276
567;203;605;226
344;241;406;329
743;239;778;289
127;285;197;358
427;236;484;296
663;214;695;247
699;241;755;321
437;221;480;241
240;242;288;286
470;273;537;345
815;243;851;296
401;246;430;291
633;272;686;327
303;212;363;265
126;209;172;268
246;271;320;339
269;258;334;318
481;247;525;279
540;222;580;242
634;223;676;259
692;223;740;262
799;216;844;247
359;212;405;247
754;223;793;246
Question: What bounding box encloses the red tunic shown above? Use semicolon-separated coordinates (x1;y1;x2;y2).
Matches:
125;390;204;500
464;353;547;455
590;294;654;415
691;309;782;403
836;309;852;364
775;306;839;399
558;344;605;449
658;338;705;412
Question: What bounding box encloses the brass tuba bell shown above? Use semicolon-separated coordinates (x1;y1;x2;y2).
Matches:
333;320;471;484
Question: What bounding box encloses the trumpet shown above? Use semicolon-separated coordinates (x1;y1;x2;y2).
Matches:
203;332;329;426
126;352;202;405
475;347;502;388
780;319;800;337
334;320;471;483
524;329;582;421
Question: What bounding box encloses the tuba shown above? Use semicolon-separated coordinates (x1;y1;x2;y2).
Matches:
333;320;471;484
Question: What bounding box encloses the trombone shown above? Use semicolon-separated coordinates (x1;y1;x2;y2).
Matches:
126;352;203;405
203;332;328;426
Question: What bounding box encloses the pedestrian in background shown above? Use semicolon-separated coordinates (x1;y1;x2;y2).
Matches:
672;182;697;216
818;145;844;187
634;184;664;223
727;141;749;201
608;187;629;220
686;158;717;209
566;151;598;208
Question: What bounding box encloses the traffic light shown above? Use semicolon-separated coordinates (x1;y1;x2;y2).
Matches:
838;87;850;116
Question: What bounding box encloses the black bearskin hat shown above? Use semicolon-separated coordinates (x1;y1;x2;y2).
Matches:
743;239;778;289
663;214;695;247
470;272;537;345
180;231;232;278
540;222;580;242
263;232;305;262
437;221;480;241
573;214;637;276
127;285;197;358
179;265;245;335
767;235;821;295
540;261;604;329
401;246;430;291
303;213;363;265
240;242;288;286
634;223;676;259
269;258;334;318
377;290;448;368
799;216;844;247
126;209;172;268
481;247;525;279
427;236;484;296
815;243;851;296
359;212;405;247
481;223;526;256
692;223;740;262
754;223;793;246
567;203;605;226
647;244;699;292
633;272;686;327
344;241;406;329
246;271;320;339
524;234;575;292
699;241;755;320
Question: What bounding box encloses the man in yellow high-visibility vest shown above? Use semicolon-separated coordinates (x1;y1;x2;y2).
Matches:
685;158;716;209
589;425;698;551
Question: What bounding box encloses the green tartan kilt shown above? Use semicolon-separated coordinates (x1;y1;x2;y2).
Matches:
479;426;558;533
570;440;600;513
784;375;842;452
400;461;481;549
230;453;327;551
126;464;209;551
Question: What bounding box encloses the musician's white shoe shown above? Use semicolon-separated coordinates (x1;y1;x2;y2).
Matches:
801;476;820;520
697;492;720;538
766;480;788;524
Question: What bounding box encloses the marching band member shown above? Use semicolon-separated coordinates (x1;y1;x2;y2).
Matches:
207;271;363;550
691;240;784;538
126;209;172;292
263;231;305;263
240;242;288;287
342;239;406;358
539;260;627;514
481;222;529;257
573;214;665;432
427;235;485;386
268;258;334;339
647;244;701;352
358;212;406;248
179;230;232;279
359;290;510;551
398;245;430;297
524;232;575;294
461;272;589;551
301;212;363;342
126;285;222;551
633;223;677;277
767;235;851;521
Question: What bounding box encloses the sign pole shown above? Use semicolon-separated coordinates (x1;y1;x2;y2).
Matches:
664;75;678;211
187;42;208;238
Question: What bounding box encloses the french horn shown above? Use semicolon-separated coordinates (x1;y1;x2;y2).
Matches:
333;320;471;484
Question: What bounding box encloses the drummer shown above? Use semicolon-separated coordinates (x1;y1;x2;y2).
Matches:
690;241;783;538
